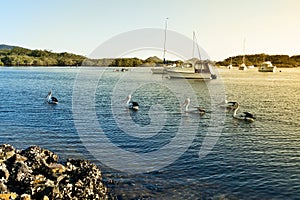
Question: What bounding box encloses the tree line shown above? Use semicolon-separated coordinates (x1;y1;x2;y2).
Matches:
216;54;300;68
1;47;299;68
0;47;181;67
0;47;85;66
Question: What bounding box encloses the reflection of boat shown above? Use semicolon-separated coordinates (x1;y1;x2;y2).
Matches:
166;60;216;79
258;61;276;72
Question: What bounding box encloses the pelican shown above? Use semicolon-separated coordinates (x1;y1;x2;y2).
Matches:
125;94;139;111
232;102;255;122
218;99;237;110
46;91;58;104
181;98;205;115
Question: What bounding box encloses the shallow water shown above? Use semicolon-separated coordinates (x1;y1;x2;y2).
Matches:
0;66;300;199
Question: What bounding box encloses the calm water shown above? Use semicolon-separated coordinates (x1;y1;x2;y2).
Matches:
0;66;300;199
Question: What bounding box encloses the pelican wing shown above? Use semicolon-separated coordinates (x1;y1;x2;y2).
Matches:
227;101;237;106
131;102;139;107
243;112;255;119
51;97;58;103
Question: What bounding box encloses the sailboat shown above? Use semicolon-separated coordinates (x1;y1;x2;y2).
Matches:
239;38;248;70
166;31;216;79
151;18;174;74
228;57;233;69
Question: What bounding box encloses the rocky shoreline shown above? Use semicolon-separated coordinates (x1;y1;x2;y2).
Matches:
0;144;114;200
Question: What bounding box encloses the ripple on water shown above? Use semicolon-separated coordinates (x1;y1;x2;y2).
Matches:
0;67;300;199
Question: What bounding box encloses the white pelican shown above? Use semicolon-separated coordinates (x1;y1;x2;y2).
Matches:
232;102;255;122
125;94;139;111
181;98;205;115
46;91;58;104
218;99;237;110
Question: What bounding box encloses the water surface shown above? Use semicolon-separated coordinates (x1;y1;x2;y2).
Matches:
0;67;300;199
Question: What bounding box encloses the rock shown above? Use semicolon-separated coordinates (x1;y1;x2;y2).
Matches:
0;179;8;192
0;193;17;200
0;144;15;162
0;163;10;180
20;194;31;200
0;144;115;200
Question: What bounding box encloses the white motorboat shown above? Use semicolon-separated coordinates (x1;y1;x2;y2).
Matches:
166;60;216;79
258;61;276;72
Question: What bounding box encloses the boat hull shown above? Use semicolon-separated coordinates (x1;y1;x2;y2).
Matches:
151;67;166;74
167;71;212;79
258;67;276;72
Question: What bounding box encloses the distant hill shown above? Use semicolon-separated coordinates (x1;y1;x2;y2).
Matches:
0;45;86;66
145;56;163;63
216;54;300;68
0;44;17;50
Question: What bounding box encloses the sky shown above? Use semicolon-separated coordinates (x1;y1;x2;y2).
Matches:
1;0;300;61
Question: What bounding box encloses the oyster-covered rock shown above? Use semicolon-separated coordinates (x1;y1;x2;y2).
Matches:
0;144;114;200
0;144;15;162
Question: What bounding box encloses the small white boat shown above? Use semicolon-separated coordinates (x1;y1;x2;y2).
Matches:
258;61;276;72
239;63;247;70
228;57;233;69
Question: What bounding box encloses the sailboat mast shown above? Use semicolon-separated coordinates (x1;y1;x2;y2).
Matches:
163;18;168;64
193;31;202;60
242;38;246;64
193;31;195;58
